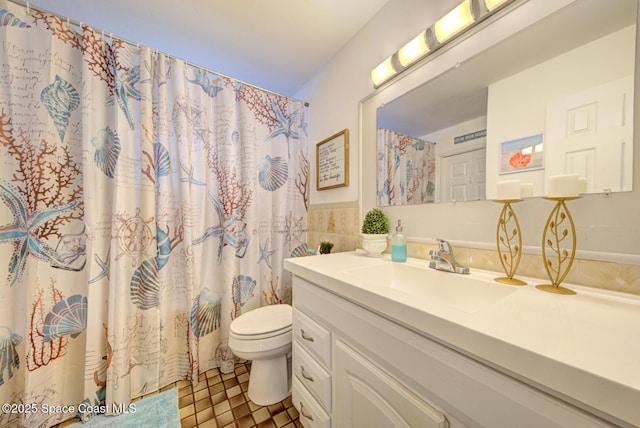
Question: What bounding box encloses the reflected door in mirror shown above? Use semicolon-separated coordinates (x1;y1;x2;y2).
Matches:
441;148;486;202
545;76;633;193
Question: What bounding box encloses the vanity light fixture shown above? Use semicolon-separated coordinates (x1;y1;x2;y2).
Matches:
484;0;512;11
371;0;517;88
398;30;429;67
434;0;475;43
371;56;398;87
371;30;430;87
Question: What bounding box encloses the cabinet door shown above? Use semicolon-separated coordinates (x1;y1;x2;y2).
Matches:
334;339;448;428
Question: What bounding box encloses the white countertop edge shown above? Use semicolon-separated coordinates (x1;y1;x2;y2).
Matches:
284;252;640;427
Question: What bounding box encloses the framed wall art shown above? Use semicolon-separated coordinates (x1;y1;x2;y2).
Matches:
316;129;349;190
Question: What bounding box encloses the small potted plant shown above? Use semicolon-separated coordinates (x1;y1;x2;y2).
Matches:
319;241;334;255
361;208;389;257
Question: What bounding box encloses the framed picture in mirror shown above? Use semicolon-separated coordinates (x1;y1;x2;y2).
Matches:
499;134;544;175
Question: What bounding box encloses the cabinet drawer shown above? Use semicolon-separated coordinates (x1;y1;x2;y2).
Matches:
293;376;331;428
293;308;331;368
293;341;332;412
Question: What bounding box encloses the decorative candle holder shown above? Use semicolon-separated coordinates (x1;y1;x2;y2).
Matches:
494;200;526;286
536;197;579;295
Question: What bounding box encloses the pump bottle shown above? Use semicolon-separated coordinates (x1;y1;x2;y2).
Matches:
391;220;407;262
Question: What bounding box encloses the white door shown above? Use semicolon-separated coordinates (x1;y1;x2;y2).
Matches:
334;339;448;428
440;148;486;202
545;76;633;193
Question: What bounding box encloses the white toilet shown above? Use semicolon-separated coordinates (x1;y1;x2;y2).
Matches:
228;304;292;405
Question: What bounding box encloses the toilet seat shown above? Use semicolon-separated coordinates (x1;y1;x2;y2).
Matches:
230;304;292;340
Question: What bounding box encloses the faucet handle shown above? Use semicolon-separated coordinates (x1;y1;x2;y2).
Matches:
435;238;451;254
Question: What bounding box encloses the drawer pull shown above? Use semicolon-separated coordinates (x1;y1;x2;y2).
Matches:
300;402;314;421
300;365;315;382
300;329;315;342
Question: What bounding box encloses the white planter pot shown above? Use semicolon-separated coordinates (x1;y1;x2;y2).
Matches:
362;234;388;257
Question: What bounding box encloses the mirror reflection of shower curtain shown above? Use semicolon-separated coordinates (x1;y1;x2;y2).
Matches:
0;3;308;426
376;129;436;206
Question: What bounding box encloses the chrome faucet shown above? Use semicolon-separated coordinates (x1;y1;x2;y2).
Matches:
429;239;470;274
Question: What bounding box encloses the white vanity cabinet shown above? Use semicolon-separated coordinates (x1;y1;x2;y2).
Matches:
292;305;332;427
291;275;614;428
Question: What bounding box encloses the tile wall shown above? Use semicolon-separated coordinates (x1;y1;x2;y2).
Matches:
307;202;361;254
306;204;640;295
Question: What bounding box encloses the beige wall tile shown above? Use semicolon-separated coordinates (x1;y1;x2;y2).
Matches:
577;259;640;295
307;206;360;253
327;210;336;233
306;205;639;295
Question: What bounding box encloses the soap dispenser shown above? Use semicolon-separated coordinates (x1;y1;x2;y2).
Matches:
391;220;407;262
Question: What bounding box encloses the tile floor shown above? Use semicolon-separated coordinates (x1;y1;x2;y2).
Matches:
55;362;301;428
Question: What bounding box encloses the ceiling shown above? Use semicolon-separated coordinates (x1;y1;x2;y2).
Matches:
25;0;391;97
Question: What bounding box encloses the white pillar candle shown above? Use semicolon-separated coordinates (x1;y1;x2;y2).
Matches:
496;180;521;200
578;177;587;194
520;182;534;198
547;174;579;198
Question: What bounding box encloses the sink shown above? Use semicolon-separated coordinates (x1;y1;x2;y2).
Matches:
340;262;517;313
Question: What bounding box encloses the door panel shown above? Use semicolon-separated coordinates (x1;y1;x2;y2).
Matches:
441;148;486;202
334;339;448;428
546;76;633;193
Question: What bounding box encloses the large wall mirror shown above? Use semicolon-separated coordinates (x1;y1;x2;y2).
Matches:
376;0;636;206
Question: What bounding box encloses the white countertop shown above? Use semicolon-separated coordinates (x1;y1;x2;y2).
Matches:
284;251;640;427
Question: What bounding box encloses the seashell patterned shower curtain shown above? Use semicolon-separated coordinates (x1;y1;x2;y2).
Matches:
377;128;436;206
0;2;309;426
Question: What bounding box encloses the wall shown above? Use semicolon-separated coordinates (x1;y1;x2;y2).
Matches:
296;0;462;250
297;0;640;295
425;116;487;158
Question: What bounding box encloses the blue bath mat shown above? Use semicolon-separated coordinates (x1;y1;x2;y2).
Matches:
70;388;179;427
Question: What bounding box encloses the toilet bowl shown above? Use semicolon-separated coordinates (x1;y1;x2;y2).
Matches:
228;304;292;405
